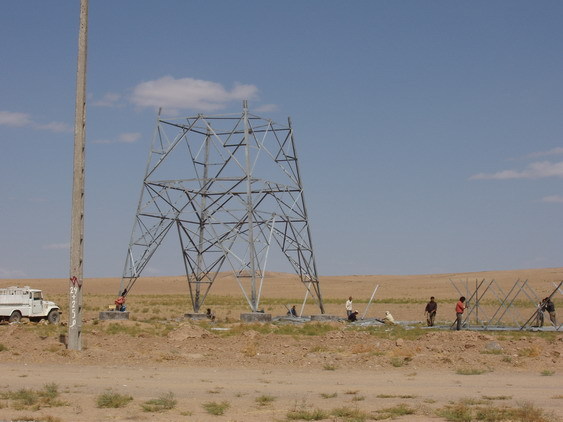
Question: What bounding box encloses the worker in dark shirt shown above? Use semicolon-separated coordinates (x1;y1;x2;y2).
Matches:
542;297;557;327
348;310;359;322
424;296;437;326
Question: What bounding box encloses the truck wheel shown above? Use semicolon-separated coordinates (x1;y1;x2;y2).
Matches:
47;310;60;325
9;311;22;323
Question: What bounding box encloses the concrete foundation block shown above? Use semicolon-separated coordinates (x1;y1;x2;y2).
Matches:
310;314;341;321
99;311;130;320
240;312;272;322
184;313;208;320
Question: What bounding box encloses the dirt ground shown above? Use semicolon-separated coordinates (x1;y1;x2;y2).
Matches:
0;267;562;421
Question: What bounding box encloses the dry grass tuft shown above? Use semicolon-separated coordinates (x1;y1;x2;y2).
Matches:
202;400;230;415
96;391;133;408
141;392;176;412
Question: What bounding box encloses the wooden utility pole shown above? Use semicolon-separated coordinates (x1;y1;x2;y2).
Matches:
68;0;88;351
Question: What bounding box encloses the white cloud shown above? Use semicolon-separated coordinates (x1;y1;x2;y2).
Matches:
254;104;278;113
131;76;259;112
526;147;563;159
93;132;141;144
0;111;33;127
36;121;73;133
470;161;563;180
118;132;141;143
541;195;563;203
0;267;26;277
92;92;122;107
0;110;72;133
43;243;70;250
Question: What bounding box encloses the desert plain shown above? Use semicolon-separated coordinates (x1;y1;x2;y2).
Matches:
0;267;562;421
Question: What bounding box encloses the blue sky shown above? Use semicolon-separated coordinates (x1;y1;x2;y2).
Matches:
1;1;562;279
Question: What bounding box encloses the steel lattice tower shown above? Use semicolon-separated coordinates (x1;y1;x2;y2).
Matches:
119;102;324;313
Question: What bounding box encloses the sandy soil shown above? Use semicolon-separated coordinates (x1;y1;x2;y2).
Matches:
0;267;561;421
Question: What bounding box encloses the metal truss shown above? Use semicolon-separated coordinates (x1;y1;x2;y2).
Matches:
119;101;324;313
450;278;544;329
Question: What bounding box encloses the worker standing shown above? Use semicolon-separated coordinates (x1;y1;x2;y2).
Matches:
345;296;353;318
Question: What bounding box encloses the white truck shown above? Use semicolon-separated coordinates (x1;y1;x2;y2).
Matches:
0;286;61;324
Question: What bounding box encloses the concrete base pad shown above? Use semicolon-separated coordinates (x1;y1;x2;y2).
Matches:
310;314;341;321
184;313;208;320
99;311;130;320
240;312;272;322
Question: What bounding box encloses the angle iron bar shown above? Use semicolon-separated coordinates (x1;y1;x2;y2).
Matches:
362;284;380;320
310;282;323;310
269;224;311;254
483;279;521;326
127;246;139;279
300;281;311;317
287;116;321;296
270;191;306;220
271;226;314;256
143;183;182;216
271;127;292;161
489;281;522;327
472;279;498;327
178;118;247;181
520;283;540;307
127;223;172;270
190;127;284;137
132;214;174;244
273;131;299;182
185;252;227;282
204;120;298;187
465;279;492;324
145;123;197;180
180;242;225;312
177;221;199;310
449;279;465;298
144;176;286;189
504;280;531;326
131;218;173;253
143;187;182;216
484;279;520;325
122;277;138;294
247;121;298;183
301;279;323;310
256;140;300;186
203;117;248;172
486;282;512;325
493;280;527;326
178;220;238;258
